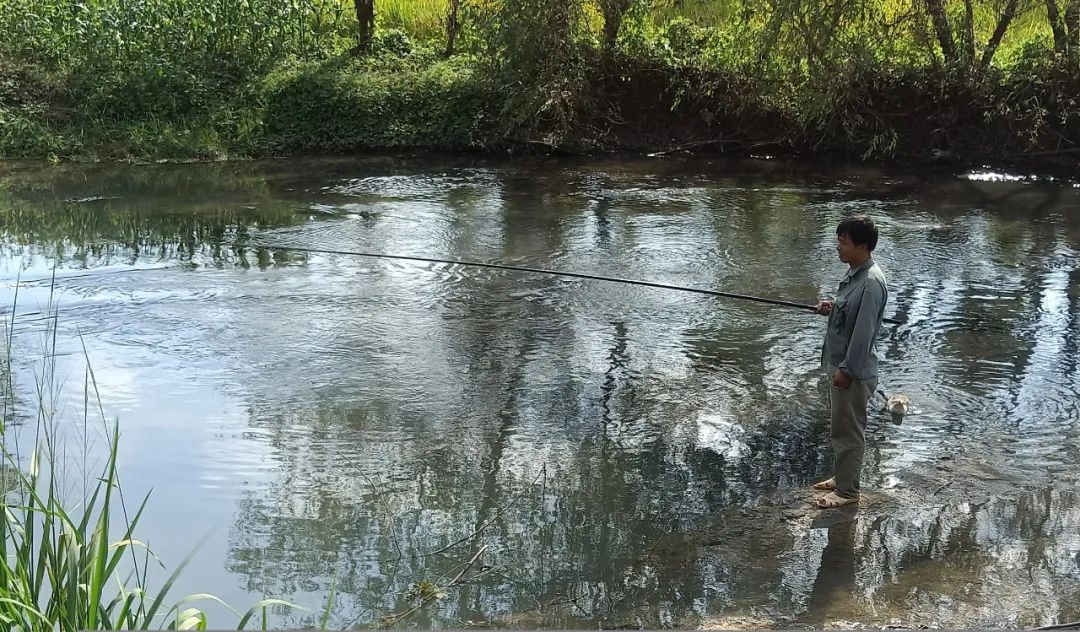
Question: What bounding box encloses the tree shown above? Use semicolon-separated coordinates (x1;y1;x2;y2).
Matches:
599;0;635;54
922;0;1027;69
1070;1;1080;51
482;0;590;141
1045;0;1080;61
446;0;462;56
961;0;977;61
1046;0;1067;53
925;0;959;63
980;0;1021;69
354;0;375;52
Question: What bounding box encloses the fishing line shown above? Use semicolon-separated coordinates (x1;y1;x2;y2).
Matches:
251;243;906;325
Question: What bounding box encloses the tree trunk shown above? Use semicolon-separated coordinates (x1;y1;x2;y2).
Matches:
600;0;630;54
353;0;375;52
1046;0;1068;54
925;0;958;63
446;0;460;57
981;0;1021;68
1066;0;1080;54
961;0;976;63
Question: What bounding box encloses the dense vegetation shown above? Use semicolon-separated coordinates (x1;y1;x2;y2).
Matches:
0;0;1078;168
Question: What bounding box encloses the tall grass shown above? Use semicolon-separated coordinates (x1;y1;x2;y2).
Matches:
647;0;743;29
380;0;450;42
0;281;313;630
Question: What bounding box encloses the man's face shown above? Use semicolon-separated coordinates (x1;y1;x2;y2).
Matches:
836;232;863;264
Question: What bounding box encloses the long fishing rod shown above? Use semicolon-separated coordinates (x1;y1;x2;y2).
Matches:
255;243;906;325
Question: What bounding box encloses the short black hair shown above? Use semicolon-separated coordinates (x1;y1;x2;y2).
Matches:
837;215;879;251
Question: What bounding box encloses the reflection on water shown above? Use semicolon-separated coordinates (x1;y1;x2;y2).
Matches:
1;156;1079;628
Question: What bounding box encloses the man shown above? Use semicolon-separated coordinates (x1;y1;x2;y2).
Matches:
811;215;889;509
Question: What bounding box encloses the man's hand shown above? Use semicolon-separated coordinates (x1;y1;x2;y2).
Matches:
815;300;834;316
832;368;853;389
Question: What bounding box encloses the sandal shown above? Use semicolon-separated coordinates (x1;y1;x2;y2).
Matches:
815;491;859;509
811;477;836;491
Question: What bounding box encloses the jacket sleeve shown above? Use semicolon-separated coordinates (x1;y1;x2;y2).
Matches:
838;281;886;379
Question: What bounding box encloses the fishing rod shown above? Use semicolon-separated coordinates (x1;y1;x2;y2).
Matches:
254;243;906;325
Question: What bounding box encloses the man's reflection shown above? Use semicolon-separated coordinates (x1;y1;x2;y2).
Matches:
805;512;858;624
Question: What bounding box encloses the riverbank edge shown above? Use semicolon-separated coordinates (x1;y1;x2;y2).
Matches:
5;48;1079;178
3;145;1077;184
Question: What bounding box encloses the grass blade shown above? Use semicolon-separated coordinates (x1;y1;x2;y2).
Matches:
237;598;305;630
320;570;338;630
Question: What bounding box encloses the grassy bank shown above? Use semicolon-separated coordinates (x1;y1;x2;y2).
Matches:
1;0;1078;170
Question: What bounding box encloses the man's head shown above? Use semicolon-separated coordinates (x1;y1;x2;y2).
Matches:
835;215;878;266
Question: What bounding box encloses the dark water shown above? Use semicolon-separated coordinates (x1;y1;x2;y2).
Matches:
1;156;1078;629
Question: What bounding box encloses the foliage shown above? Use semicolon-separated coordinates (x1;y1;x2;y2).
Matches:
258;51;496;152
0;0;1076;164
471;0;597;143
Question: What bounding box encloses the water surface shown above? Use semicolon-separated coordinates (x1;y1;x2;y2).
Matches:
1;156;1078;629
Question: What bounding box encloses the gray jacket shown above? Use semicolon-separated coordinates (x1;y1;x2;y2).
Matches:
821;257;889;381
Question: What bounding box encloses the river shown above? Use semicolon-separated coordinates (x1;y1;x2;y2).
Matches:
1;155;1078;629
